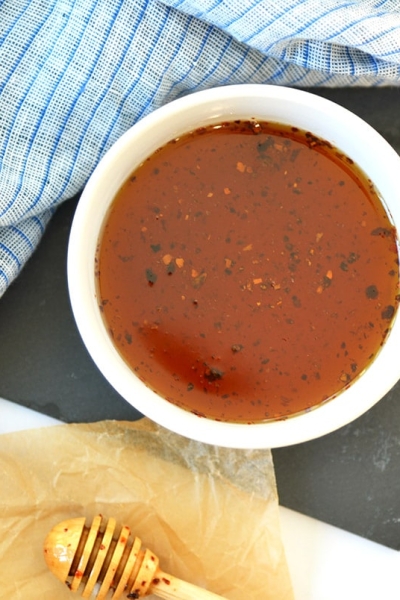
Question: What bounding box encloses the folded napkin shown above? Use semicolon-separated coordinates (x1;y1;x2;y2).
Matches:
1;0;400;297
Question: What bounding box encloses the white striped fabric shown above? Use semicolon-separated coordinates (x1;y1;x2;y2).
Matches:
1;0;399;296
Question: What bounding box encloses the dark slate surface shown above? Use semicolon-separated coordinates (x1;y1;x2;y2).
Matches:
0;87;399;549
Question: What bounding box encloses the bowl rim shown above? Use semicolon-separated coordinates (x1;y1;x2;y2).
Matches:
68;84;400;448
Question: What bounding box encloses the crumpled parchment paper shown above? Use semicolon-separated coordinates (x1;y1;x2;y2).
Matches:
0;418;293;599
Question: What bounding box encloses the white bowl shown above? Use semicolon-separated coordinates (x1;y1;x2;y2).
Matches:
68;84;400;448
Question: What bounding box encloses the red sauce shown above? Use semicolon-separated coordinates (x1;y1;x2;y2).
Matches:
96;120;399;423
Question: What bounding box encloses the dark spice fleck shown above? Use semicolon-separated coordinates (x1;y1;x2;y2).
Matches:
118;254;133;263
290;149;301;162
203;365;224;382
231;344;244;353
150;243;161;253
257;137;274;153
166;262;176;275
146;268;157;285
365;284;378;299
371;227;392;238
347;252;359;264
381;305;395;320
292;295;302;308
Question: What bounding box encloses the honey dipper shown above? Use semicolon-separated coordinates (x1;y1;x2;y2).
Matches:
44;514;227;600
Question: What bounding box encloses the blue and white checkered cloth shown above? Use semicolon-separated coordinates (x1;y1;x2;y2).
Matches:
1;0;400;297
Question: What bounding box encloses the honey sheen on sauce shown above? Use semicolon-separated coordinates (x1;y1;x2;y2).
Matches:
96;120;399;423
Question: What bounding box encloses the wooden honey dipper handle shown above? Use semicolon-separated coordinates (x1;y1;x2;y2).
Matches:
147;568;225;600
44;515;227;600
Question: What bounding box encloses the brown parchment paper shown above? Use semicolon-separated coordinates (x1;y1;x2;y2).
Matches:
0;418;294;600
